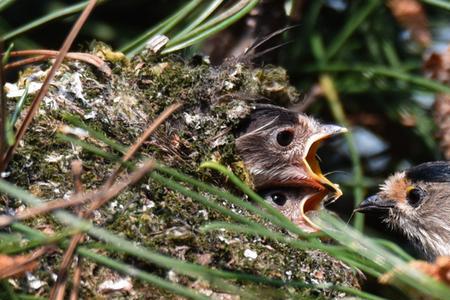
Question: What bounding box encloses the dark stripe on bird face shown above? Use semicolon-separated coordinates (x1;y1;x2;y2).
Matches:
406;161;450;183
237;104;300;135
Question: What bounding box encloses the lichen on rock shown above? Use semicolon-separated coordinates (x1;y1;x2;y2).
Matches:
2;43;360;298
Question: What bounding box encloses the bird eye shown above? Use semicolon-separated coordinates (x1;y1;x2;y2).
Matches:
407;188;425;208
276;129;294;147
269;192;287;206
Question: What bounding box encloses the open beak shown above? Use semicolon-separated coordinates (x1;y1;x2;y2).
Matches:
294;124;347;232
302;124;347;201
296;190;329;232
354;195;396;213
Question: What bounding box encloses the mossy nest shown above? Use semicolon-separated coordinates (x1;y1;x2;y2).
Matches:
2;43;360;299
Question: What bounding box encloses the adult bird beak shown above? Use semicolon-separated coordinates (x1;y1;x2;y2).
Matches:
354;195;396;213
301;124;347;201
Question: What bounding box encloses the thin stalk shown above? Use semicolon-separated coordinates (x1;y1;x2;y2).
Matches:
162;0;258;54
167;0;254;46
77;250;211;300
13;221;387;300
374;239;414;261
381;40;401;68
56;134;121;161
23;131;324;242
0;42;6;170
201;222;347;253
170;0;224;42
2;0;99;172
61;113;127;153
1;228;79;255
326;0;381;60
120;0;202;56
10;81;28;127
301;64;450;94
199;161;314;236
316;213;450;299
150;172;256;227
335;286;386;300
319;75;365;231
156;163;319;238
0;0;14;12
0;178;315;295
421;0;450;10
9;226;211;300
1;42;13;64
2;0;107;41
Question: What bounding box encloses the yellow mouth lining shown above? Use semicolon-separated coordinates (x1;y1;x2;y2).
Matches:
299;135;343;232
298;190;328;232
303;135;343;198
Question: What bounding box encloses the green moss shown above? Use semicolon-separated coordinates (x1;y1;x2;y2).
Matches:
3;44;360;298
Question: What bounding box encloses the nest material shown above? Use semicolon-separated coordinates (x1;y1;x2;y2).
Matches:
3;43;360;298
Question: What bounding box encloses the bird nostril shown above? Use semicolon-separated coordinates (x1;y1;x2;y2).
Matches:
271;193;287;206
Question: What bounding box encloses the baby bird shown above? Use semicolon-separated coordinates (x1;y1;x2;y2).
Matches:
236;104;346;231
355;161;450;259
260;187;331;232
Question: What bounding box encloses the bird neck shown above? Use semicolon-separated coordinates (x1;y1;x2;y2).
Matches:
387;211;450;260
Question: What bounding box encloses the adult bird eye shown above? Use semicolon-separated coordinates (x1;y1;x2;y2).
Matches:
407;188;425;208
276;129;294;147
270;192;287;206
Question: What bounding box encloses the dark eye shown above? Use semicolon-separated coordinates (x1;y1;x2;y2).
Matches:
407;188;425;208
276;129;294;147
269;192;287;206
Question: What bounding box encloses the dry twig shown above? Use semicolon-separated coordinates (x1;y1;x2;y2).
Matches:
51;103;181;299
0;43;6;172
0;0;98;172
0;246;53;279
0;160;156;227
6;50;112;75
50;161;85;300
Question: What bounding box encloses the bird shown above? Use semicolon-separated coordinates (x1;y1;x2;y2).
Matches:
236;104;347;232
355;161;450;259
259;187;331;232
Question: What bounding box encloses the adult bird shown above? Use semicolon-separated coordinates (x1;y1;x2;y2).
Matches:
355;161;450;259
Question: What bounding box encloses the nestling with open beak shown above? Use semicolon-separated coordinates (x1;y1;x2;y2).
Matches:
236;104;347;232
355;161;450;259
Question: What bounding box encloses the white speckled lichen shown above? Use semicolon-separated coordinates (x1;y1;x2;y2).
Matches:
2;43;360;299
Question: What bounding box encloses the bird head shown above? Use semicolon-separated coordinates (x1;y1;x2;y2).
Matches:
260;187;331;232
236;104;347;232
355;161;450;258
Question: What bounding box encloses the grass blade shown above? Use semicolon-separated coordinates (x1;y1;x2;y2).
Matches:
326;0;381;60
2;0;107;41
0;0;14;12
120;0;202;56
302;64;450;93
170;0;225;42
162;0;258;54
421;0;450;10
319;75;365;230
